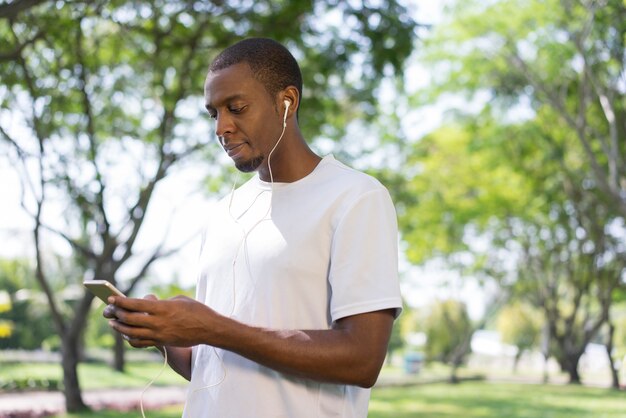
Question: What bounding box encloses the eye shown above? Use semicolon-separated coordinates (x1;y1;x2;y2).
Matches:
229;105;246;114
207;111;217;120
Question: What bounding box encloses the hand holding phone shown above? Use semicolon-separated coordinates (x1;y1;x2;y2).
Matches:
84;280;126;303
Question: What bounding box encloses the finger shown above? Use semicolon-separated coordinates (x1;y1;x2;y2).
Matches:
123;333;159;348
144;294;158;301
112;308;155;328
109;319;156;342
108;296;158;314
127;338;159;349
103;305;114;318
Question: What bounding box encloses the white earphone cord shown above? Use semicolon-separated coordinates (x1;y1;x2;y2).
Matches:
140;102;291;415
188;100;290;398
140;346;168;418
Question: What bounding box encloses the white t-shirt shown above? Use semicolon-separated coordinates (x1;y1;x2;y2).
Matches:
183;155;402;418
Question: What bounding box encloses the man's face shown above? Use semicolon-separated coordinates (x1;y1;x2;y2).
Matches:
204;63;281;173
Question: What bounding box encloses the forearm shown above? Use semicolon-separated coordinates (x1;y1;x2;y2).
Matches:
210;310;394;388
106;296;394;387
225;327;378;387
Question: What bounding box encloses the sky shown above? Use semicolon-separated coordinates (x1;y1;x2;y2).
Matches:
0;0;489;319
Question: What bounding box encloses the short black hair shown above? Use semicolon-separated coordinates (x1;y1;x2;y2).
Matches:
209;38;302;108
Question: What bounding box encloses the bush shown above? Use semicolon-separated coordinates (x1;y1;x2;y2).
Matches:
0;377;61;392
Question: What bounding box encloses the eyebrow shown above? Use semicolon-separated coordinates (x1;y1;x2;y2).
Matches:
205;93;248;111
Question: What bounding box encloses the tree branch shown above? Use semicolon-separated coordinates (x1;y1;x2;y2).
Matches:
39;223;97;261
0;29;45;62
0;0;48;19
507;49;626;218
74;14;112;240
570;8;624;191
114;19;207;267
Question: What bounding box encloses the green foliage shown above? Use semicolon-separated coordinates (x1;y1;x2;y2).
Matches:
84;303;115;349
0;259;57;349
386;299;413;360
149;281;194;300
397;124;534;264
0;290;10;314
496;302;542;354
611;313;626;359
0;319;12;339
0;377;61;391
395;0;626;383
0;0;421;334
0;0;419;153
424;299;472;364
0;1;421;407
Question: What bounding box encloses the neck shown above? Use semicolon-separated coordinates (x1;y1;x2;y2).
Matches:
259;132;321;183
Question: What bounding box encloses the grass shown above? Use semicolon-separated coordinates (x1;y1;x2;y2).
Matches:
0;359;187;390
55;405;183;418
3;360;624;418
48;381;626;418
368;382;626;418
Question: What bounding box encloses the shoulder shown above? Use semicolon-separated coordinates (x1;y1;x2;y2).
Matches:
314;155;390;197
306;156;396;226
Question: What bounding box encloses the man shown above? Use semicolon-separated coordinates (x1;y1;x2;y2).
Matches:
105;38;402;417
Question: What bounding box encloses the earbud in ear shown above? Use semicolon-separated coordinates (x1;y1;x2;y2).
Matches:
282;100;290;127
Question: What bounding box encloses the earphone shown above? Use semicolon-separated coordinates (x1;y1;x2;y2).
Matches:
268;98;290;183
140;99;293;415
283;99;290;127
140;347;168;418
184;97;292;402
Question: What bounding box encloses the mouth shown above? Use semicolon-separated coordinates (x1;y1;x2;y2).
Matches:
224;142;245;158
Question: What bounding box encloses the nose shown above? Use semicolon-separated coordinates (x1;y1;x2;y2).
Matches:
215;112;235;142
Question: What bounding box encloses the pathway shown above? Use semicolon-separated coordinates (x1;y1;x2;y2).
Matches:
0;386;187;418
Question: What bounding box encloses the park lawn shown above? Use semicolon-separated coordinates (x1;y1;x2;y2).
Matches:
56;404;183;418
3;361;620;417
51;381;626;418
0;360;187;390
369;381;626;418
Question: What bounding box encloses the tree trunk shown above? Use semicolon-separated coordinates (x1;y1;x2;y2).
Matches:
449;360;461;384
557;353;582;384
61;294;94;412
605;322;620;390
114;331;125;372
61;336;88;412
542;353;550;383
541;324;550;383
512;350;522;373
566;365;581;384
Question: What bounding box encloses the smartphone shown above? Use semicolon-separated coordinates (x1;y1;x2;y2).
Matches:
84;280;126;303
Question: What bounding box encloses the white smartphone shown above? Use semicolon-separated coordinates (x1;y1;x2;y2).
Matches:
84;280;126;303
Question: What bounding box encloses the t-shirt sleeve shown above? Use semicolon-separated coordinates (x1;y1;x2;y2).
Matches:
328;187;403;322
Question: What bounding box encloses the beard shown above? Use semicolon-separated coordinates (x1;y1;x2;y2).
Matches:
235;154;264;173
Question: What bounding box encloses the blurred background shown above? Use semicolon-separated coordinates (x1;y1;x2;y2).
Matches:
1;0;625;417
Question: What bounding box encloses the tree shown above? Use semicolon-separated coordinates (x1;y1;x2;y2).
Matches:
0;0;419;412
496;302;542;372
395;117;624;384
424;0;625;218
424;299;473;383
391;0;626;384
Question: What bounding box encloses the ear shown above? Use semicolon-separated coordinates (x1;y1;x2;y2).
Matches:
280;86;299;118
